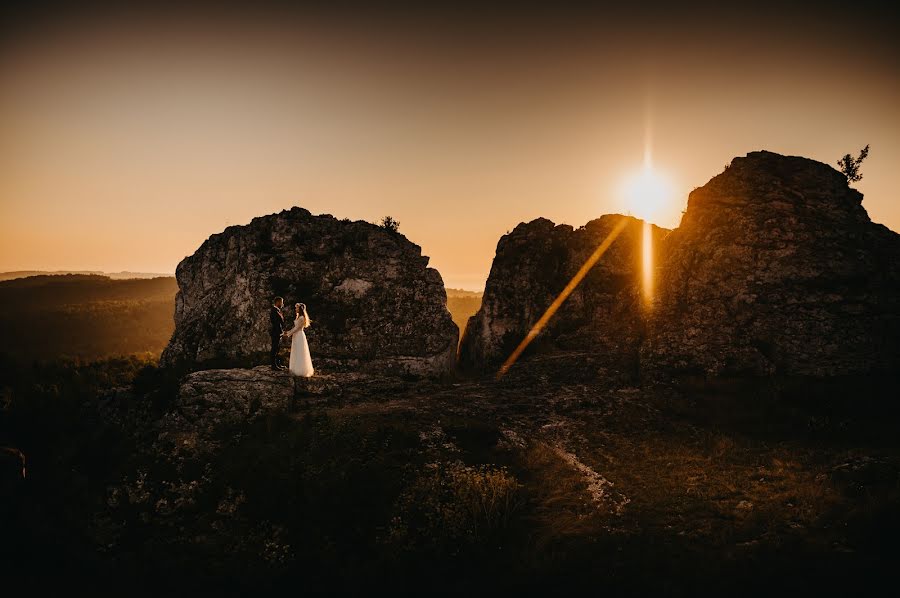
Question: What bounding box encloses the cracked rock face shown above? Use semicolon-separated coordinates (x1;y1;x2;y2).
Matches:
459;151;898;384
157;367;299;456
458;215;668;378
160;207;458;376
641;151;900;380
155;366;416;458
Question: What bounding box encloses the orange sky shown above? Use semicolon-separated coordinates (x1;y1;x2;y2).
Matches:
1;3;898;290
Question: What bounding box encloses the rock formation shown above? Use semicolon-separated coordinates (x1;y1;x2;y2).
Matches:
458;215;669;379
160;207;458;376
642;150;900;380
462;151;899;384
155;366;413;458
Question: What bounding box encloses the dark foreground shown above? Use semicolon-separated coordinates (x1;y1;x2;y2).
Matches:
1;354;898;595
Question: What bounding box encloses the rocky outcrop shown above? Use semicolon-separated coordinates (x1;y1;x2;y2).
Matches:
462;151;899;384
458;215;669;379
156;367;297;456
641;151;900;380
155;366;415;457
160;207;458;377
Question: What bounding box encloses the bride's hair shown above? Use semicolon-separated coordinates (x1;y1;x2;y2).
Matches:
295;302;312;328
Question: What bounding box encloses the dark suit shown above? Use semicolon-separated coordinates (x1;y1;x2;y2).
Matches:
269;305;285;366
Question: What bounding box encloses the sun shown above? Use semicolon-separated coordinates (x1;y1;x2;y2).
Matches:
619;164;674;224
617;159;674;309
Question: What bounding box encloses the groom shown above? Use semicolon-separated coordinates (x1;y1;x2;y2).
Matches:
269;296;288;370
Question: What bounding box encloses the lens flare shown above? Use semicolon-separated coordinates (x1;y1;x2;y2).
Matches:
642;220;653;307
620;156;669;308
620;164;673;223
496;216;630;379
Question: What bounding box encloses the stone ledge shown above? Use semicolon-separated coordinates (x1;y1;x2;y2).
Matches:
155;366;418;460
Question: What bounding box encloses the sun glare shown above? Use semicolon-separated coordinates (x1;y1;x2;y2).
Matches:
642;220;653;307
620;164;674;223
619;158;673;310
496;145;673;377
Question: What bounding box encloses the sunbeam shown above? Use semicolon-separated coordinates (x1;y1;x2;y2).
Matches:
496;216;630;379
642;219;653;307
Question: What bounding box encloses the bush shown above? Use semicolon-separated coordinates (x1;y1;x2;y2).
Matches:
836;145;869;183
379;216;400;233
387;460;522;554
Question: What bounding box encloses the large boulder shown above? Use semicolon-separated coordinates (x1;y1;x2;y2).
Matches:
641;151;900;380
160;207;458;376
458;215;668;379
157;367;298;456
155;367;415;458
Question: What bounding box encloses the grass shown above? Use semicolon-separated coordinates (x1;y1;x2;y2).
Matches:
2;358;899;595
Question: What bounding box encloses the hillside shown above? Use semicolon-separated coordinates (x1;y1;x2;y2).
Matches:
0;274;177;362
446;288;483;339
0;270;172;281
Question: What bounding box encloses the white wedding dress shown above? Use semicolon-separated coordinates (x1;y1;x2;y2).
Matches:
286;314;314;377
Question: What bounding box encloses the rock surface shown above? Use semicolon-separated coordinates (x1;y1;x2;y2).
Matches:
156;366;417;457
642;151;900;380
458;215;669;379
160;207;457;376
461;151;899;383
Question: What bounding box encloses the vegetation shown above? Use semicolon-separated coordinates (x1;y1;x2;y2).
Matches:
0;354;162;588
388;460;522;553
379;215;400;232
445;288;483;338
0;359;523;594
837;144;870;183
0;274;176;363
0;270;169;282
3;353;898;594
2;276;897;594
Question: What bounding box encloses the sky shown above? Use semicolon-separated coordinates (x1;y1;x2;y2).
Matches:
1;2;898;290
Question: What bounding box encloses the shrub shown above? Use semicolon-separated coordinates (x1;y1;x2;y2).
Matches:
836;144;869;183
379;216;400;233
387;460;522;554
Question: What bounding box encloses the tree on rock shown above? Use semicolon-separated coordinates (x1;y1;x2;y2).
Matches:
380;216;400;232
836;144;869;183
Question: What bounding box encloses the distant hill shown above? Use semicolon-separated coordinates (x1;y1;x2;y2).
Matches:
0;274;177;363
0;270;172;282
0;273;482;362
445;288;483;339
445;287;483;298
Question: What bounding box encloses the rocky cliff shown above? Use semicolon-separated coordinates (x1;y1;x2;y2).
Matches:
642;151;900;380
463;151;899;383
160;207;457;376
458;215;669;379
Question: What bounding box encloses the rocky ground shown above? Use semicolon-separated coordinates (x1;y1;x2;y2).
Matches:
28;359;886;595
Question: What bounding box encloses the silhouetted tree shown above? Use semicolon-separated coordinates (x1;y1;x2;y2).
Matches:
380;216;400;233
836;145;869;183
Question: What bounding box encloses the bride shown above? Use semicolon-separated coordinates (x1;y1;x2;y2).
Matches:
284;302;314;377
